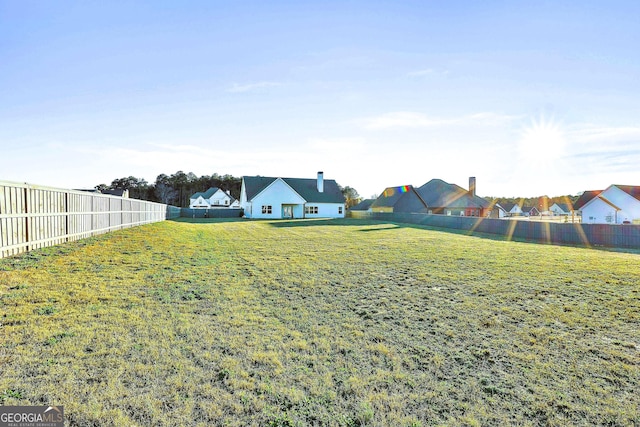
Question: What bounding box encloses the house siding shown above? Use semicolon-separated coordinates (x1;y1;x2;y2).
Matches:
305;203;345;218
582;198;619;224
189;188;234;209
581;186;640;224
244;179;306;219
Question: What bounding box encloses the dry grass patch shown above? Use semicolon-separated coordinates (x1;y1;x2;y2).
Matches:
1;218;639;426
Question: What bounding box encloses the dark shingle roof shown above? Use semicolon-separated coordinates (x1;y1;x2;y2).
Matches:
416;179;490;209
371;186;414;208
615;185;640;202
553;203;572;212
370;186;429;212
243;177;278;201
243;176;345;204
351;199;375;210
191;187;219;199
573;190;602;210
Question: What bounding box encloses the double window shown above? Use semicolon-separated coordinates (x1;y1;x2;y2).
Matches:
262;205;272;214
305;206;318;215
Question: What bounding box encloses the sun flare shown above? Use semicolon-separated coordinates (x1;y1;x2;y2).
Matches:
518;116;566;165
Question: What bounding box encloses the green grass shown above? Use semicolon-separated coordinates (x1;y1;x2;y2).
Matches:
1;218;639;426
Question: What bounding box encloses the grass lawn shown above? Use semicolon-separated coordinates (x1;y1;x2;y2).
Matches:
1;218;639;426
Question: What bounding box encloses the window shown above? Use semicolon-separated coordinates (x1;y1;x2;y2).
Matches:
338;206;343;215
305;206;318;214
262;205;272;214
225;199;229;205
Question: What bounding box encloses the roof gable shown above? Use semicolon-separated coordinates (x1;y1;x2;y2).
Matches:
613;185;640;202
243;176;279;201
573;190;603;210
372;186;421;208
242;175;345;204
282;178;345;203
551;203;571;212
190;187;220;200
351;199;375;210
416;179;490;209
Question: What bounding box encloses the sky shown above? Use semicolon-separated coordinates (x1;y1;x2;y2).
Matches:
1;1;639;199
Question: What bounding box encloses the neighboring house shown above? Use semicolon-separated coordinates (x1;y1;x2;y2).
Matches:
521;206;540;217
577;185;640;224
189;187;237;209
370;186;428;213
549;203;572;216
101;189;129;198
415;177;491;217
350;199;375;212
501;203;523;217
240;172;345;219
573;190;603;216
490;202;508;219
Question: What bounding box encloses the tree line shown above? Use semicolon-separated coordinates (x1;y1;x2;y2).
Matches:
95;172;242;207
96;171;362;208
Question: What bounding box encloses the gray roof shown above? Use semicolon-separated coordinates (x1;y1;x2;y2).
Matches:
501;203;518;212
243;176;345;204
416;179;490;209
552;203;572;212
371;186;428;212
371;186;413;208
615;185;640;202
350;199;375;210
573;190;602;210
190;187;219;199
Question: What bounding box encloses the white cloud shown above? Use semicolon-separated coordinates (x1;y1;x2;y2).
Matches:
227;81;282;93
568;125;640;141
359;112;450;130
359;111;520;130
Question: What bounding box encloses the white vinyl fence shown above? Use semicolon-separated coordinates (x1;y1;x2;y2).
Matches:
0;181;180;259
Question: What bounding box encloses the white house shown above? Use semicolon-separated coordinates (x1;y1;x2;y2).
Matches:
189;187;238;209
501;203;523;217
579;185;640;224
492;203;508;218
240;172;346;219
549;203;572;216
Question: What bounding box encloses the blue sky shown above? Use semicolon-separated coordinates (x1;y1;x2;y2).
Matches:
1;1;639;198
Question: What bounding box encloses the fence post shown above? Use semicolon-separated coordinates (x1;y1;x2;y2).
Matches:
23;186;30;252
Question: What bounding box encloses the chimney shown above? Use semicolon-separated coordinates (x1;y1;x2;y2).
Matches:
317;171;324;193
469;177;476;197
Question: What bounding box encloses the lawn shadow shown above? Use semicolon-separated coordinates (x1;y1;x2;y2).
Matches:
169;217;247;224
267;217;640;254
267;218;377;228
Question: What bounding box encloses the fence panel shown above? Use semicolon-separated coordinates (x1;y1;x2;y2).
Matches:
180;208;243;218
348;211;640;249
0;181;180;259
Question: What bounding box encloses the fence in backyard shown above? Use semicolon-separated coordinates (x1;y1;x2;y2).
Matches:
181;208;244;218
348;211;640;249
0;181;181;259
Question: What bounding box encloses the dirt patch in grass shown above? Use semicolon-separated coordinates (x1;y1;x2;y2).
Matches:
1;218;639;426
